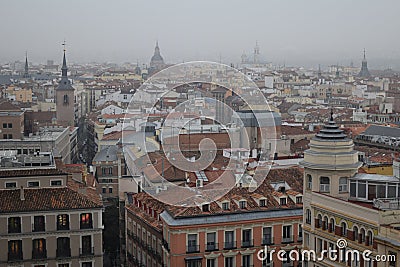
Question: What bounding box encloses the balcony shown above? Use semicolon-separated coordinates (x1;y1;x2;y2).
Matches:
80;247;94;256
56;248;71;258
186;244;200;253
32;249;47;259
373;198;400;210
281;235;294;244
319;184;330;193
262;236;274;245
205;242;219;252
8;251;23;262
241;239;254;248
32;223;45;232
223;240;237;250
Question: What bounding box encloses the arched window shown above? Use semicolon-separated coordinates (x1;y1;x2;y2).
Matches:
341;222;347;236
339;177;348;192
63;94;69;104
360;228;366;243
367;230;373;246
317;214;322;228
353;226;359;242
329;218;335;233
306;174;312;190
323;216;329;230
305;209;312;224
320;177;330;192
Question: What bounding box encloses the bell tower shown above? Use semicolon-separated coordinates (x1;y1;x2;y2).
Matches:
56;42;75;126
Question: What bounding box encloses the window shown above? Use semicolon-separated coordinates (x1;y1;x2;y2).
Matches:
5;182;17;188
32;238;47;259
316;214;322;228
222;202;229;210
262;227;273;245
367;231;373;246
8;123;12;128
320;177;330;192
282;225;292;243
242;255;251;267
57;237;71;258
224;231;235;249
80;213;93;229
298;225;303;241
259;199;266;207
341;222;347;236
81;235;93;256
306;174;312;190
388;251;396;267
339;177;348;192
51;180;62;186
280;197;287;205
330;218;335;232
296;196;303;204
109;187;113;194
305;209;311;224
102;167;113;175
186;259;202;267
58;264;70;267
359;182;367;198
187;234;198;253
8;217;21;233
206;232;217;251
123;94;127;100
239;200;247;209
8;240;23;261
63;94;69;104
2;123;7;128
28;181;39;187
323;216;329;230
57;214;69;230
102;187;106;194
353;226;359;242
207;259;216;267
33;216;45;232
82;262;92;267
202;204;209;212
225;256;234;267
242;229;252;247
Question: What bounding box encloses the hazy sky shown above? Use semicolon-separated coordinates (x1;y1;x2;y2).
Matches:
1;0;400;68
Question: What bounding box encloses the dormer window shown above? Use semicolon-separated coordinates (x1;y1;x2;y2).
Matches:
202;204;210;212
296;196;303;204
259;199;266;207
280;197;287;206
222;202;230;210
239;200;247;209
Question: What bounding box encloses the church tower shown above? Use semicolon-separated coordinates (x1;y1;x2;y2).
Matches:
149;41;165;72
23;52;30;78
358;48;371;78
56;45;75;126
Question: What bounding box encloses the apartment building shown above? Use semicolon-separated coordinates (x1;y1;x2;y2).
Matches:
0;154;104;267
126;167;304;267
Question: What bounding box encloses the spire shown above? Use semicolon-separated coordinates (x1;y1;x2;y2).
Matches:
23;51;29;78
57;41;74;90
358;48;371;78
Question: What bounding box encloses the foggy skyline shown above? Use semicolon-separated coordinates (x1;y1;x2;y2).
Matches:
1;0;400;69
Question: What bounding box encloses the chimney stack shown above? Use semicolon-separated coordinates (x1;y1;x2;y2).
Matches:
20;186;25;201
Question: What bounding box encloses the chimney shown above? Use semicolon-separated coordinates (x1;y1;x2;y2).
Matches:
20;186;25;201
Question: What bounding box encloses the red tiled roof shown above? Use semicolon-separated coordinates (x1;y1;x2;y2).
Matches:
0;187;103;213
0;168;66;178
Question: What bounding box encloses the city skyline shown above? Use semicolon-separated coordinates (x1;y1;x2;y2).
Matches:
1;0;400;69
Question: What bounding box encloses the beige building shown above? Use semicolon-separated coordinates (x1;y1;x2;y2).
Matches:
301;112;399;267
0;162;104;267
